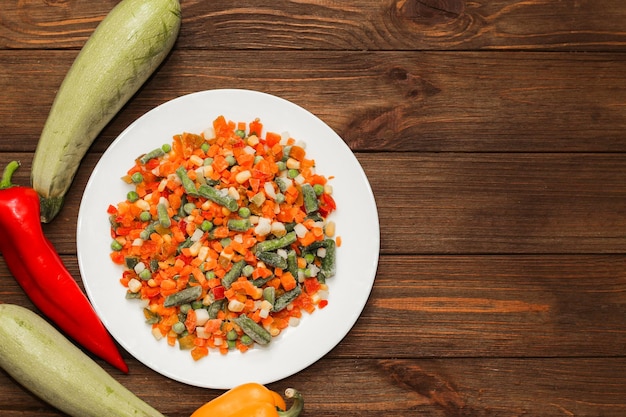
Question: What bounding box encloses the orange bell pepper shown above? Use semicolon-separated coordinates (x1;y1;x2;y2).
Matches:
190;383;303;417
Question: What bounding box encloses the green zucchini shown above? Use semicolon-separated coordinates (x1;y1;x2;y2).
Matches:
0;304;165;417
31;0;181;223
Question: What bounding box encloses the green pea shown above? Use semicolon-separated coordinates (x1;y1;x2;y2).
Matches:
183;202;196;215
238;207;251;218
172;322;186;334
127;191;139;202
131;172;143;184
139;211;151;222
313;184;324;196
200;220;213;232
225;155;237;166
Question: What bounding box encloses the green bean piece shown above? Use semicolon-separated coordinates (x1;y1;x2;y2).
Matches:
221;260;247;289
207;300;225;320
157;202;171;228
250;274;275;288
139;147;165;164
286;249;298;277
227;218;252;232
233;315;272;345
197;184;239;212
177;238;193;255
125;291;141;300
263;287;276;305
175;166;199;197
143;308;161;324
255;231;297;253
301;183;319;214
282;146;292;160
124;257;139;269
140;221;159;240
319;239;336;280
272;286;302;312
242;264;254;277
163;285;203;307
305;212;324;223
256;251;288;269
110;240;123;251
275;177;289;192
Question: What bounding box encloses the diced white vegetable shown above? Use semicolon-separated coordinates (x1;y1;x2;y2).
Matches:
264;181;276;199
194;309;210;326
127;278;142;293
271;221;286;237
151;327;163;340
235;170;252;184
133;262;146;274
254;217;272;236
190;228;204;242
228;299;245;313
293;223;308;238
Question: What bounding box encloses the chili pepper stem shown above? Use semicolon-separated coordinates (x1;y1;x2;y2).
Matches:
0;161;20;189
279;388;304;417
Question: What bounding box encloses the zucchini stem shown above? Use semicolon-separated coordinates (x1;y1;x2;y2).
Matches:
0;161;20;189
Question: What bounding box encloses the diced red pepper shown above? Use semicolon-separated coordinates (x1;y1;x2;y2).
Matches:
211;285;226;300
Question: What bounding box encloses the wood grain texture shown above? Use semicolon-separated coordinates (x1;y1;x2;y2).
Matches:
2;254;625;360
1;356;626;416
1;0;626;416
4;151;624;255
2;50;626;153
3;0;626;51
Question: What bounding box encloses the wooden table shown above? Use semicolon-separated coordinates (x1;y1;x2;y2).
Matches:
2;1;626;416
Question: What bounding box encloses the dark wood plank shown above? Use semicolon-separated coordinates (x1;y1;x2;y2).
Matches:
2;357;626;416
3;151;624;255
2;50;626;154
2;254;625;358
3;0;626;51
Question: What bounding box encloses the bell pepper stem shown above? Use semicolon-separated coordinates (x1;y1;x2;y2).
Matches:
279;388;304;417
0;161;20;189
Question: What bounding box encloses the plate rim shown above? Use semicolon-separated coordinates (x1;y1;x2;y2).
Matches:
76;88;380;388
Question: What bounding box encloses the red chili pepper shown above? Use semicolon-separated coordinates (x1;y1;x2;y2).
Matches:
0;161;128;373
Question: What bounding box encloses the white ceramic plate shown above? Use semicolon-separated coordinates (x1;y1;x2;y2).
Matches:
77;89;379;389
